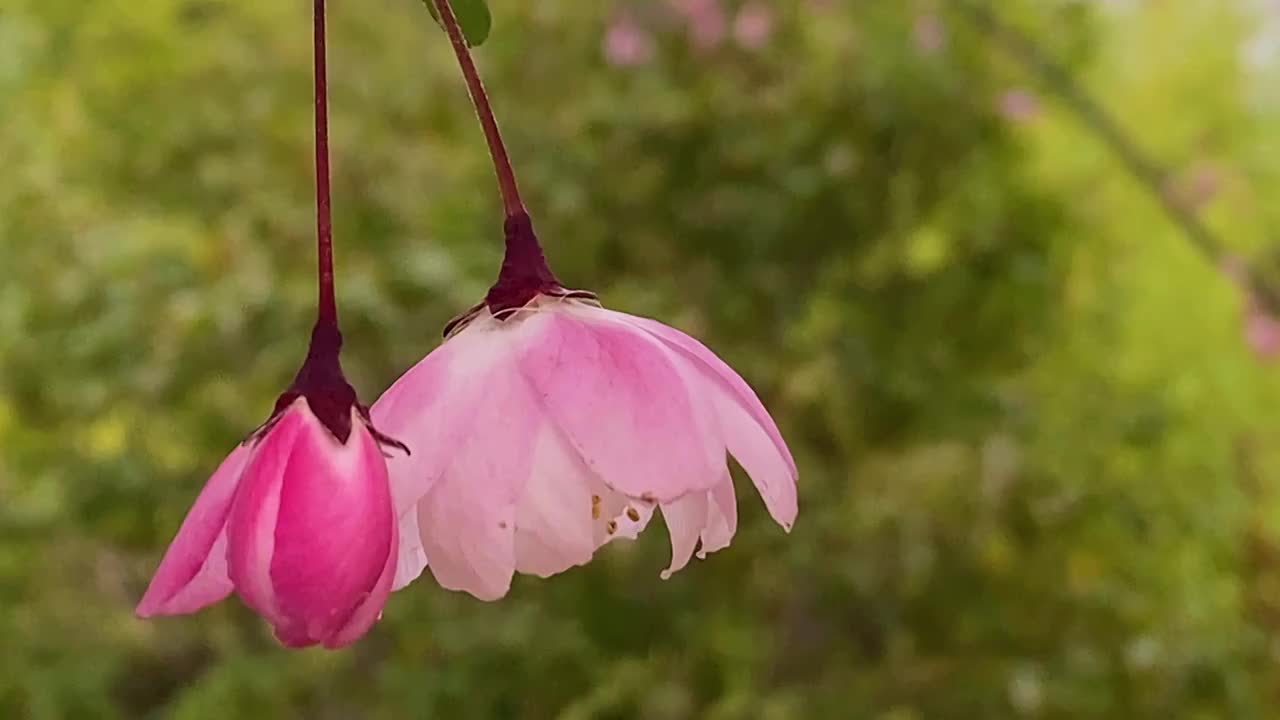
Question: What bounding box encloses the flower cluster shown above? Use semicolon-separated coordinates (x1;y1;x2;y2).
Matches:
136;0;799;648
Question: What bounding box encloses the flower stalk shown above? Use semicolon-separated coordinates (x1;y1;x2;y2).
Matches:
431;0;524;219
431;0;575;321
314;0;337;325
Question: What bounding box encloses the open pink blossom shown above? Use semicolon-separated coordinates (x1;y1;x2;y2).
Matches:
371;216;798;600
137;396;398;648
394;0;799;600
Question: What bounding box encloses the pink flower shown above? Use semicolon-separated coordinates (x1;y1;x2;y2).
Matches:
137;396;398;648
372;271;797;600
733;2;773;50
913;13;946;55
1246;307;1280;360
672;0;727;51
409;8;798;602
997;89;1041;123
138;0;406;648
1221;255;1280;362
604;15;656;67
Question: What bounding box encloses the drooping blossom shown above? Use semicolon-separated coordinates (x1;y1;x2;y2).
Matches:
376;1;798;601
604;14;656;67
136;0;405;648
733;2;773;51
374;218;797;599
137;381;399;648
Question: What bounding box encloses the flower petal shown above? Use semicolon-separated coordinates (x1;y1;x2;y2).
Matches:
417;478;517;601
136;443;252;617
226;402;309;626
372;325;490;516
325;509;399;649
697;474;738;559
519;307;723;502
269;412;394;646
617;312;798;529
392;506;429;592
374;314;526;591
659;492;709;579
712;384;797;530
616;311;797;477
514;429;596;578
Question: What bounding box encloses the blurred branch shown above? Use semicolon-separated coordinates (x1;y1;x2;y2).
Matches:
949;0;1280;312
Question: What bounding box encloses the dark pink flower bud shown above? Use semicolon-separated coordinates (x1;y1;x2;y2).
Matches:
137;399;398;649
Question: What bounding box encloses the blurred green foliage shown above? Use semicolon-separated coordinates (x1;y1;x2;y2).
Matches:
3;0;1280;717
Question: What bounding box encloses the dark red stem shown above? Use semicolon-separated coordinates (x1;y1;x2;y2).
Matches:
314;0;337;325
431;0;568;315
432;0;525;219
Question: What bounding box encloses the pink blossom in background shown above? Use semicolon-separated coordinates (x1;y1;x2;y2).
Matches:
1169;162;1223;211
373;295;798;600
1245;307;1280;360
604;14;655;67
1221;255;1280;362
398;4;800;602
137;399;398;648
1222;255;1249;286
997;89;1041;123
672;0;727;51
733;2;773;50
913;13;946;55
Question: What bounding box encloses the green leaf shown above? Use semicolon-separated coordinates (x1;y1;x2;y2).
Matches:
421;0;491;47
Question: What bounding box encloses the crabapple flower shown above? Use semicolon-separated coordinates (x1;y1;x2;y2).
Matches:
399;0;798;601
136;0;406;648
372;217;798;600
136;390;398;649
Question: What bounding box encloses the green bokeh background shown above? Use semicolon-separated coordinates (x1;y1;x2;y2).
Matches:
4;0;1280;717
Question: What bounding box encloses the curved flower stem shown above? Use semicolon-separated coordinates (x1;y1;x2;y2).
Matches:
432;0;526;219
314;0;337;325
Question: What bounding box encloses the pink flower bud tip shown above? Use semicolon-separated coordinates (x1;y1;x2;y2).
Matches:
373;294;798;600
